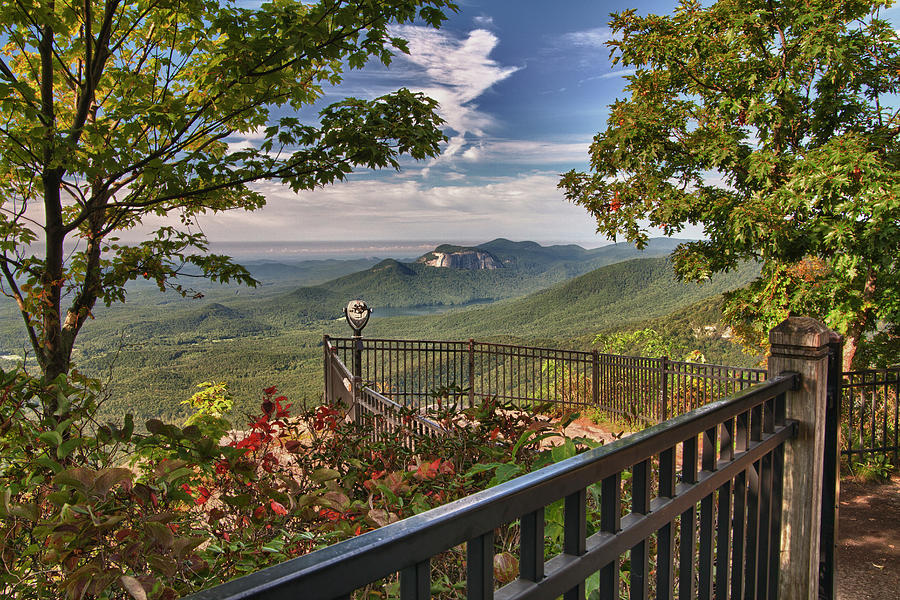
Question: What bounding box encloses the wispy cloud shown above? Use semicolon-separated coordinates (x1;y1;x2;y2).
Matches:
126;173;602;244
459;139;591;165
391;25;520;163
578;68;636;85
538;26;620;75
560;27;614;49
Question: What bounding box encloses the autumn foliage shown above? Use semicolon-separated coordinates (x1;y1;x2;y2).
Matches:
0;370;587;599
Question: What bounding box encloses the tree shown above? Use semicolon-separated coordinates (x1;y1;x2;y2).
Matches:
0;0;454;396
560;0;899;370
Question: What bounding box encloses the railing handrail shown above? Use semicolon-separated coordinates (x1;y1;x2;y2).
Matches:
325;335;768;375
358;386;446;437
329;351;352;380
186;373;798;600
843;366;900;376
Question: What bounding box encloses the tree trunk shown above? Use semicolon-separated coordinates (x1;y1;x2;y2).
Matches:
41;169;68;384
842;268;877;372
61;191;108;362
37;6;68;392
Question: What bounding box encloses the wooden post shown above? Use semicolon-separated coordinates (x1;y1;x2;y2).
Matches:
768;317;835;600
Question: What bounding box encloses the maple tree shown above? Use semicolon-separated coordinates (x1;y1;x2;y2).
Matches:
560;0;900;369
0;0;454;396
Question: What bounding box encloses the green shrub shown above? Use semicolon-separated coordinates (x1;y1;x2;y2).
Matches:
0;368;598;599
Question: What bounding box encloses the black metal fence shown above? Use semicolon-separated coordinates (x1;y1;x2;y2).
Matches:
187;373;799;600
324;338;445;447
325;336;765;425
842;368;900;462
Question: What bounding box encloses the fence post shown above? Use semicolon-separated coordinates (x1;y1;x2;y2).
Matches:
468;339;475;408
349;336;364;422
352;336;363;382
591;350;600;409
659;356;669;423
768;317;835;600
323;335;331;404
818;332;843;600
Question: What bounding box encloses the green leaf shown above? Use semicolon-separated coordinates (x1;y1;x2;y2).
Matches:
57;437;82;460
38;431;62;447
488;463;523;487
311;468;341;483
34;456;64;474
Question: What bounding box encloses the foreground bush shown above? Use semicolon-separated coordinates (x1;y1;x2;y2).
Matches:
0;369;590;599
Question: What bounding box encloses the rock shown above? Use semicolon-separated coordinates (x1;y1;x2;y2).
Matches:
416;245;503;270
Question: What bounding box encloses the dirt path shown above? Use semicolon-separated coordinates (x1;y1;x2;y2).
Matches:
555;415;625;446
837;473;900;599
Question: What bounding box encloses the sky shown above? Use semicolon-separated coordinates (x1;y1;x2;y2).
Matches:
191;0;680;248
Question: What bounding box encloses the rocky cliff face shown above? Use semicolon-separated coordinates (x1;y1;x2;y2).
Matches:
417;247;503;270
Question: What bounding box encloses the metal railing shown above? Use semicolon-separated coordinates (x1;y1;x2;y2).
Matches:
325;336;765;425
842;367;900;461
324;337;445;447
356;386;445;446
187;373;799;600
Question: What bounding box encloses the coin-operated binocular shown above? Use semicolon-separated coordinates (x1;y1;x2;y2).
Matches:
344;299;372;337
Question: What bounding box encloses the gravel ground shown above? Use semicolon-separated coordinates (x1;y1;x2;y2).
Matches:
837;473;900;599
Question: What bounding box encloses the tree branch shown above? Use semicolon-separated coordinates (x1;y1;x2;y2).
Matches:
0;257;43;366
67;0;122;147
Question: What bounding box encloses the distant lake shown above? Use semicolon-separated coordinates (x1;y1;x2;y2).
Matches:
375;299;495;318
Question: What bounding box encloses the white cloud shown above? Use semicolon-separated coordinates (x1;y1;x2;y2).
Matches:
473;15;494;28
466;139;591;164
560;27;614;49
461;145;483;161
143;173;605;244
390;25;520;162
578;68;636;85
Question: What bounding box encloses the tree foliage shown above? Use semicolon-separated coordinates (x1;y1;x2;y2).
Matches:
559;0;900;369
0;0;454;389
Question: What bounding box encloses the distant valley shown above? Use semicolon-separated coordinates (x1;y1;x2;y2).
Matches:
0;238;760;424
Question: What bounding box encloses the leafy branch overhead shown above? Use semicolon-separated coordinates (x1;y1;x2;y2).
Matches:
560;0;900;369
0;0;456;386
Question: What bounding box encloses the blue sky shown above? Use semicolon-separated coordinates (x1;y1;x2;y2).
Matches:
188;0;899;249
188;0;678;247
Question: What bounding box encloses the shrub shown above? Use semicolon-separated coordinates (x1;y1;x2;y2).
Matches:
0;368;594;599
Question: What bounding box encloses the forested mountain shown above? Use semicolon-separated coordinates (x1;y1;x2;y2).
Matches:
241;257;383;286
0;238;760;426
361;256;760;340
30;247;758;424
256;237;687;314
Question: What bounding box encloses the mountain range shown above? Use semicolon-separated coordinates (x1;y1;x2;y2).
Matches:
0;238;760;423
